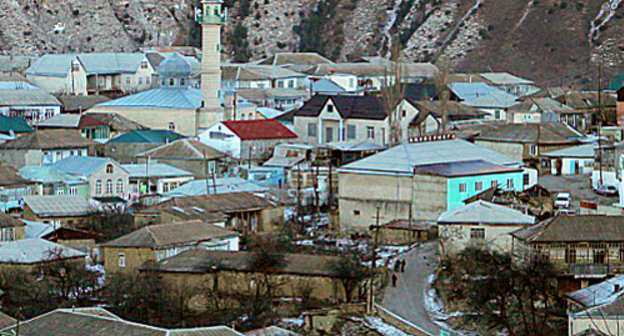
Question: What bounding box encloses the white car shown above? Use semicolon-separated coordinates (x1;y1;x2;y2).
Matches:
554;192;571;209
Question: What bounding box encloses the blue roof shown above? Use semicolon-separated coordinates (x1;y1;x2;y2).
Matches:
22;220;54;238
166;177;267;197
50;156;119;177
313;78;346;94
256;107;288;119
157;53;193;78
461;91;519;108
0;116;33;133
0;82;38;90
107;130;184;144
448;82;508;100
121;163;193;178
27;53;147;77
19;165;86;184
96;88;201;109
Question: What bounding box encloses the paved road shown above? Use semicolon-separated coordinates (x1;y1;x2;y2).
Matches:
540;174;617;211
381;241;443;336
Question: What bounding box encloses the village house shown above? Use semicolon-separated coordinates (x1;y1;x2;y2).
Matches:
198;119;298;161
101;219;240;273
0;115;33;143
223;64;308;90
0;162;37;212
0;238;86;273
397;99;487;138
36;114;112;142
371;219;437;246
478;72;539;97
137;138;229;178
19;165;89;198
235;88;310;111
55;95;111;114
142;250;362;303
509;97;586;130
135;192;283;233
122;162;194;197
83;112;147;139
22;195;92;228
103;130;184;163
511;215;624;291
0;212;26;241
455;122;584;167
556;91;618;128
565;276;624;336
165;177;267;198
26;52;156;96
258;52;334;68
544;143;597;175
618;86;624;126
338;136;532;232
437;200;535;255
292;95;391;146
51;156;129;200
0;89;61;124
0;307;244;336
447;82;519;120
0;129;97;167
38;227;98;252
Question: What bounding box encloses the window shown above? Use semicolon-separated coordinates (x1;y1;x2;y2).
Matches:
491;180;498;189
523;174;530;186
459;183;466;193
353;210;360;216
594;250;607;265
565;248;577;264
1;227;14;241
105;179;113;194
367;126;375;139
530;145;538;156
169;122;176;131
495;110;501;119
347;125;356;140
106;164;113;174
327;104;334;113
619;248;624;263
470;228;485;241
69;186;77;195
169;78;175;86
95;180;102;194
180;78;185;86
126;78;130;85
325;127;333;142
288;79;295;88
55;187;64;195
216;44;220;52
506;178;514;189
116;179;124;195
277;81;284;88
475;181;483;192
140;61;148;69
402;109;406;118
307;123;317;137
146;77;151;84
118;253;126;267
138;77;142;85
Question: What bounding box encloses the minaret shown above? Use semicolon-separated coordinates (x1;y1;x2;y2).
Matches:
197;0;225;133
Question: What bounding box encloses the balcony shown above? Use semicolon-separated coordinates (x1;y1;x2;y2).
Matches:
196;14;226;25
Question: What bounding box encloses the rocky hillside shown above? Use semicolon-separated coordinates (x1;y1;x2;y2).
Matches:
2;0;624;86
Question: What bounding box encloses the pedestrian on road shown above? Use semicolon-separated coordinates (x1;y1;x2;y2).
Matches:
394;260;400;272
400;259;406;273
391;273;398;287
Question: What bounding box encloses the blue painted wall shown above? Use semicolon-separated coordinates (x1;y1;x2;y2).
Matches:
446;171;524;211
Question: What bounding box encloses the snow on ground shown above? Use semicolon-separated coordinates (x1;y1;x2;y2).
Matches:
365;316;414;336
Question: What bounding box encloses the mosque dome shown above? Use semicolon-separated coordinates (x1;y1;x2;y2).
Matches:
157;53;192;79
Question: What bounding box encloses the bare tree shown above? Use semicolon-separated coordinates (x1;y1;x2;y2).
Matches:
37;248;98;303
381;35;408;145
330;251;369;303
433;61;453;134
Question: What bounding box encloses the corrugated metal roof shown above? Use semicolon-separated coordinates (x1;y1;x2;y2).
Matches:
107;130;184;144
27;53;147;77
312;78;346;93
157;53;193;78
0;82;38;90
321;141;384;152
0;116;33;134
122;163;194;178
479;72;535;85
566;275;624;308
414;160;522;177
36;114;81;128
448;82;506;100
19;165;86;184
0;89;60;106
51;156;119;177
222;119;298;140
138;139;227;160
166;178;267;197
461;91;519;108
512;215;624;243
96;88;201;109
0;129;97;150
22;195;91;217
438;200;535;224
339;139;521;175
0;238;86;264
543;143;597;158
22;220;55;238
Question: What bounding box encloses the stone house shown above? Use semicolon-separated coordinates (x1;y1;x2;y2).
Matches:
198;119;298;161
511;215;624;292
51;156;129;200
223;64;308;90
36;114;112;141
338;136;530;232
544;143;596;176
142;250;361;303
22;195;92;228
371;219;437;246
398;99;487;138
0;238;86;273
122;162;194;197
0;129;97;167
437;200;535;255
0;89;61;124
101;219;239;274
0;212;25;241
18;165;90;198
103;130;184;163
292;95;391;146
26;52;156;96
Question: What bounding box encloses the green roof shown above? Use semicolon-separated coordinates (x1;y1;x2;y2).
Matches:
0;116;33;134
609;74;624;91
106;130;184;144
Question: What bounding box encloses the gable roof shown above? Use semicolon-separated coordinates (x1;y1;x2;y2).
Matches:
510;97;576;114
447;82;506;100
0;116;33;134
19;165;86;185
312;78;346;94
50;156;120;177
413;160;522;178
95;88;202;109
543;143;597;158
121;163;193;178
37;114;107;129
461;122;583;145
293;95;386;120
107;130;184;144
0;90;61;107
512;216;624;243
56;95;111;113
166;177;267;197
27;53;148;77
155;192;275;214
0;213;25;228
438;200;535;224
84;112;147;133
0;129;97;150
0;238;86;264
566;275;624;308
461;91;519;108
102;220;237;248
479;72;534;85
257;52;333;67
138;139;227;161
0;162;37;187
1;308;244;336
408;100;487;123
22;195;91;217
221;120;297;140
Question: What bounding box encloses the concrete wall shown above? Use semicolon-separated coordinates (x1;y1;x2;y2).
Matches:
551;158;594;175
447;172;523;210
439;223;528;254
294;116;390;147
569;315;624;336
88;161;129;199
103;246;156;274
475;140;524;163
89;105;199;136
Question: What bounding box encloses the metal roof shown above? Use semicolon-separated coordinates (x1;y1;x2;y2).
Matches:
107;130;184;144
543;143;597;158
51;156;120;177
479;72;535;85
22;220;55;238
157;53;193;78
0;82;38;90
312;78;346;94
137;139;227;160
36;114;81;128
461;91;519;108
96;88;201;109
166;178;267;197
22;195;91;217
0;89;61;106
566;275;624;308
122;163;194;178
321;141;385;152
413;160;522;177
256;107;288;119
0;116;33;134
448;82;507;100
0;238;86;264
339;139;521;175
438;200;535;224
27;53;148;77
19;165;86;185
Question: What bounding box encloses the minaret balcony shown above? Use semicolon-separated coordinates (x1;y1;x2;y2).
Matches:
196;14;226;25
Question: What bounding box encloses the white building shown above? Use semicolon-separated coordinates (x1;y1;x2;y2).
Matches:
544;143;596;175
0;89;61;124
122;162;195;196
566;276;624;336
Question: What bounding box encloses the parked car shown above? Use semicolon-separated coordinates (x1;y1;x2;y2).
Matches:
554;192;571;209
595;184;618;197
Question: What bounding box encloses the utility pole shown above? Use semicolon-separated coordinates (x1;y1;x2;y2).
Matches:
598;63;604;185
367;206;381;315
204;149;210;195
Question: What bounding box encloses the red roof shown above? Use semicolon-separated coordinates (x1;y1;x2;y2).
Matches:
78;115;108;128
222;119;298;140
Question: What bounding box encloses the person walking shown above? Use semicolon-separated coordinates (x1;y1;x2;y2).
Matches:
391;273;398;287
394;260;400;272
400;259;406;273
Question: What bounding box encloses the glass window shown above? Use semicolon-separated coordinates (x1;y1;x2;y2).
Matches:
118;253;126;267
95;180;102;194
506;178;514;189
180;78;185;86
169;78;175;86
106;179;113;194
327;104;334;113
367;127;375;139
475;181;483;192
459;183;466;193
125;78;130;85
491;180;498;189
169;122;176;131
470;228;485;241
116;179;124;195
106;164;113;174
69;187;77;195
347;125;356;139
307;123;317;137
